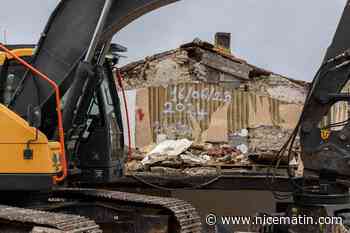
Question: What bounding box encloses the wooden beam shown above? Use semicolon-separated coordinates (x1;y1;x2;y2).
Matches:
194;48;252;80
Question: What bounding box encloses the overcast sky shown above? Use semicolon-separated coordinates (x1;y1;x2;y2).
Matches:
0;0;347;81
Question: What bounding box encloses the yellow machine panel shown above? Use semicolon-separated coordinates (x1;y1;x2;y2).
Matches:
0;104;61;174
0;48;34;65
0;53;5;65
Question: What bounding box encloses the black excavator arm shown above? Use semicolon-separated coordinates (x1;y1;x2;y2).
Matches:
260;0;350;208
299;1;350;179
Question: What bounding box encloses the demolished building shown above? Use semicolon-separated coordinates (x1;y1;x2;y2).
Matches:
116;33;346;176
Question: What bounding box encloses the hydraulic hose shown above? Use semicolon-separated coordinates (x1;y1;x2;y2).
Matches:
116;68;132;160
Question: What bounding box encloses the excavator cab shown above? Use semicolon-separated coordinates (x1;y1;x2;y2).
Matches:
0;45;34;105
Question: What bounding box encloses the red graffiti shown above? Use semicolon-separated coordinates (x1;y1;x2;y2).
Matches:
137;109;145;121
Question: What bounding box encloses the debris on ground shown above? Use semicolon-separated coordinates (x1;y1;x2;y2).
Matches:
248;126;300;157
146;139;193;157
127;139;255;174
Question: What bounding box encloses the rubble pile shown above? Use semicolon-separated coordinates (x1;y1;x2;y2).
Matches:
126;139;251;175
247;126;301;165
248;126;300;154
126;127;301;175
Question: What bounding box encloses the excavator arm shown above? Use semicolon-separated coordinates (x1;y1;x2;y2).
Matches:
299;1;350;179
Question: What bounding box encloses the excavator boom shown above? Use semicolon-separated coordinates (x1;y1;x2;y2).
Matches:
299;0;350;179
9;0;178;121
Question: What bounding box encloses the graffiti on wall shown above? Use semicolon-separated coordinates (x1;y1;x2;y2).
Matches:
162;84;233;121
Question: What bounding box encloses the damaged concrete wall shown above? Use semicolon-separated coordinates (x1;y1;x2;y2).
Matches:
249;75;307;104
121;50;192;90
119;84;303;149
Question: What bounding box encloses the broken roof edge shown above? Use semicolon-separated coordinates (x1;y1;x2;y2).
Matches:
179;39;247;64
248;65;309;87
183;39;310;86
120;49;179;72
120;39;309;87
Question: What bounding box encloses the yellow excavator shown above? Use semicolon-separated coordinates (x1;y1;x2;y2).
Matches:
3;0;350;233
0;30;201;233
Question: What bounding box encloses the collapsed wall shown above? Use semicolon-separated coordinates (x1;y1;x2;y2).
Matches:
118;38;309;175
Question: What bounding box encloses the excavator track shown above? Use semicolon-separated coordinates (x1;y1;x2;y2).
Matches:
53;188;202;233
0;205;101;233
